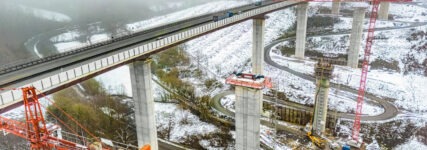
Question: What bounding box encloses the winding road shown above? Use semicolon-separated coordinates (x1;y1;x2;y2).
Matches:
211;5;427;123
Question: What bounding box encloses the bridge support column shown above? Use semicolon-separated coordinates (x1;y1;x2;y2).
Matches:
130;59;158;150
378;2;390;20
252;15;266;74
332;0;341;15
312;61;334;136
348;7;365;68
295;3;308;59
252;15;266;112
235;86;262;150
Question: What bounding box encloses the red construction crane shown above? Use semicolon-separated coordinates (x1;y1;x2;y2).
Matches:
276;0;412;142
0;87;85;149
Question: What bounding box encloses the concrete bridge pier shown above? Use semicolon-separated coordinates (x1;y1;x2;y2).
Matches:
130;59;158;150
252;15;266;113
295;3;308;59
348;7;366;68
232;15;267;150
312;61;334;136
235;86;262;150
332;0;341;15
379;2;390;20
252;15;266;74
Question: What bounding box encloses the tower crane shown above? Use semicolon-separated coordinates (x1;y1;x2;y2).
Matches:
0;87;150;150
0;87;86;149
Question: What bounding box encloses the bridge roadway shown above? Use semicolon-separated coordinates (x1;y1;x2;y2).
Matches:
0;0;303;113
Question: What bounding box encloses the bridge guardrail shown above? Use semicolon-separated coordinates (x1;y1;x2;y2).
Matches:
0;1;301;110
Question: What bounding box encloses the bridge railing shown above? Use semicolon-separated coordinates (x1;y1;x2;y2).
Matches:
0;1;301;109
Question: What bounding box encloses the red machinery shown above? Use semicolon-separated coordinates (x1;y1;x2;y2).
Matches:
0;87;85;149
226;72;273;89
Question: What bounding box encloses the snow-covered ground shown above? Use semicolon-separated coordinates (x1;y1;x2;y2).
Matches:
185;5;297;77
390;3;427;22
50;31;81;43
155;103;218;144
275;27;427;112
333;18;411;32
127;1;249;32
266;63;384;115
395;139;427;150
54;41;85;53
260;125;292;150
90;34;109;43
17;4;71;22
220;95;235;113
50;0;250;54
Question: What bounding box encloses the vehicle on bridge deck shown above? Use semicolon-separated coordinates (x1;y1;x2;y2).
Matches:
213;11;234;22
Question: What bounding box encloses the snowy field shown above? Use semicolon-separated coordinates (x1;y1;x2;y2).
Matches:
51;0;251;53
127;1;249;33
154;103;218;144
333;18;412;32
275;26;427;112
17;4;71;22
220;95;235;113
395;139;427;150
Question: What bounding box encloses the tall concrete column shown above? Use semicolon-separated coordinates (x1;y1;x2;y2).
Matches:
331;0;341;15
130;59;158;150
312;61;334;136
348;7;366;68
235;86;262;150
378;2;390;20
295;3;308;59
252;16;266;74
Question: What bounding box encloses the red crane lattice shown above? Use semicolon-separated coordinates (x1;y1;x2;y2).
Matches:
0;87;82;149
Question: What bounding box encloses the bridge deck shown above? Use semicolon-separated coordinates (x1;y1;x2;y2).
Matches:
0;1;302;112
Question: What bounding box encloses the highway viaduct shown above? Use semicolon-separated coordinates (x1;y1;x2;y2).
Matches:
0;0;393;149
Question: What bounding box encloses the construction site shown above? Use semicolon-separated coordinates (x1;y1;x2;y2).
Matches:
0;0;426;150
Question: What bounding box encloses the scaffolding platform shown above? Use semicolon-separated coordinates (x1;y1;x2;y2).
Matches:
226;72;273;89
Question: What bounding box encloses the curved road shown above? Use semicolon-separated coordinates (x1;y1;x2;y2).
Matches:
209;11;427;122
212;90;396;121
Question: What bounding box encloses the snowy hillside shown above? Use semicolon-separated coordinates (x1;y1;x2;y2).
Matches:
18;4;71;22
127;1;249;32
185;6;297;77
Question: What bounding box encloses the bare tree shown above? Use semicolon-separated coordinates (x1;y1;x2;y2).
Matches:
114;126;136;144
407;74;419;113
166;116;175;141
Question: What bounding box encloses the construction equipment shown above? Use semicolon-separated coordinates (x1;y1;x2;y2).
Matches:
307;131;327;149
226;72;273;89
304;60;331;149
271;0;412;147
140;145;151;150
0;87;85;149
0;87;145;150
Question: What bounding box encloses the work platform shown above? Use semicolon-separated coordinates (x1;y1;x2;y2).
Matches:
226;72;272;89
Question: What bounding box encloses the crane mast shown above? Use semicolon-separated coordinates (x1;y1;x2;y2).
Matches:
352;0;380;141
